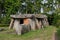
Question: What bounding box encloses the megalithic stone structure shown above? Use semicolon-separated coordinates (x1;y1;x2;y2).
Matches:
9;14;49;35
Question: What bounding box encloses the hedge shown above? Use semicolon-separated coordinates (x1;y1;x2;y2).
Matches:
0;24;9;27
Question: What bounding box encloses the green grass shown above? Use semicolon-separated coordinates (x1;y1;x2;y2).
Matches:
0;26;56;40
56;26;60;40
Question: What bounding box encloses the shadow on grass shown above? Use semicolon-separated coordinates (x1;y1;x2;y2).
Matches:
55;28;60;40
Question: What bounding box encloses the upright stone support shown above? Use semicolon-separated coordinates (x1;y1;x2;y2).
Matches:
35;19;40;29
38;20;42;29
45;18;49;26
13;19;22;35
28;19;36;31
21;24;31;33
9;18;14;29
42;18;49;27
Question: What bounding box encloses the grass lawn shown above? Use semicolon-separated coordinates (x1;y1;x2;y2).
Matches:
0;26;56;40
56;27;60;40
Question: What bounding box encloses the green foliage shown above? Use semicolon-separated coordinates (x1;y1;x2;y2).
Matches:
52;8;60;27
4;0;21;14
19;0;42;14
0;0;21;24
0;0;60;24
56;27;60;40
0;24;9;27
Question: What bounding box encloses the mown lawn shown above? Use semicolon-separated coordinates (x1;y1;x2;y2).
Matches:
0;26;56;40
56;27;60;40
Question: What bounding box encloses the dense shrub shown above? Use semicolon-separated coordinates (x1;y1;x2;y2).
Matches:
0;24;9;27
52;13;60;27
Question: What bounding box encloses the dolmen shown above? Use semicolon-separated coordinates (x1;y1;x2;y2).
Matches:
9;14;49;35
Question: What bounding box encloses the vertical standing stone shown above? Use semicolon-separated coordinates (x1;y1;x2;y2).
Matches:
40;19;44;28
27;24;31;31
35;19;40;29
9;18;14;29
42;18;49;27
38;20;42;29
13;19;22;35
21;24;31;33
45;18;49;26
28;19;36;31
31;20;36;30
42;18;46;27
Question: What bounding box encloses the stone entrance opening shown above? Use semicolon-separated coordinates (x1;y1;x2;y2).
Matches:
24;18;29;25
20;19;23;24
20;18;30;25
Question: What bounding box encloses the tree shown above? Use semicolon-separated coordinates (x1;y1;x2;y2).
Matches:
1;0;21;24
0;0;4;23
0;0;60;24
